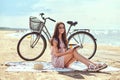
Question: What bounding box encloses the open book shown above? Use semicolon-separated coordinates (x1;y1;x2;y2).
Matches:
73;45;80;49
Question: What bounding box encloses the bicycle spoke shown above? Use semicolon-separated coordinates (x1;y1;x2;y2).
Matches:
77;33;83;47
17;32;46;61
68;32;97;59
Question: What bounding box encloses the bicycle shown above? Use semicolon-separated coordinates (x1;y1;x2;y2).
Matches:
17;13;97;61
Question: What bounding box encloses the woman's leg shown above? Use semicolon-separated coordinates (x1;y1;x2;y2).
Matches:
64;53;76;67
72;50;95;67
72;50;108;70
64;50;107;71
63;50;94;67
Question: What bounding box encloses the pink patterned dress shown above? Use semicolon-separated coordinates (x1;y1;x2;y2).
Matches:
51;39;66;68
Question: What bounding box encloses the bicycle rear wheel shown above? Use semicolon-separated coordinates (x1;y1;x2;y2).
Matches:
17;32;47;61
68;31;97;59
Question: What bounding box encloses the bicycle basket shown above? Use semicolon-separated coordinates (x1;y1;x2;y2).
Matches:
29;17;44;31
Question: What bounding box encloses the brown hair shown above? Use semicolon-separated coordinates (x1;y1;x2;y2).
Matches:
50;22;68;49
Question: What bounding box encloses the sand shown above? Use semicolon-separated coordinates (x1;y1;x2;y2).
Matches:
0;30;120;80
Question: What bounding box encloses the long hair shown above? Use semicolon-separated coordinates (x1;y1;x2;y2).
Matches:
51;22;68;49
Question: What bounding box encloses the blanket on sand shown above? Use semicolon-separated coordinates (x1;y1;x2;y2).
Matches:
5;61;120;72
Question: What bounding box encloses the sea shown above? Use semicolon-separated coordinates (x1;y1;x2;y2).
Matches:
5;28;120;47
90;29;120;47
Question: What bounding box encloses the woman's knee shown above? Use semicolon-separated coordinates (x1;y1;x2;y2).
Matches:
67;53;74;57
73;50;78;54
64;53;74;61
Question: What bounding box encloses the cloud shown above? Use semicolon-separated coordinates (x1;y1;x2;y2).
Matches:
0;0;120;29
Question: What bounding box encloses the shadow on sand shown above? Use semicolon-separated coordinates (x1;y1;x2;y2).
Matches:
58;70;111;79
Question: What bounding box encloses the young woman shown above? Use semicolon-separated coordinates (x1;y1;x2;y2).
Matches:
50;22;107;71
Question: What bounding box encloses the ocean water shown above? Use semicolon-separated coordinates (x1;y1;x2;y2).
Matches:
91;29;120;47
7;29;120;47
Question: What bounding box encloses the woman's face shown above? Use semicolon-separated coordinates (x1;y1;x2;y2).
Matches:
58;24;65;34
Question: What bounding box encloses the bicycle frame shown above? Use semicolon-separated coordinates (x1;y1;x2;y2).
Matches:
39;22;75;43
33;13;94;46
40;24;73;43
42;25;51;42
39;22;91;44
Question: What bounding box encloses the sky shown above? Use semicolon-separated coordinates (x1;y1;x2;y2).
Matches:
0;0;120;30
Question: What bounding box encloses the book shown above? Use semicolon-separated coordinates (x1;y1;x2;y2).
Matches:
73;45;80;49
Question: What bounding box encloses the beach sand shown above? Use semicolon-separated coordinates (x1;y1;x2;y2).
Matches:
0;30;120;80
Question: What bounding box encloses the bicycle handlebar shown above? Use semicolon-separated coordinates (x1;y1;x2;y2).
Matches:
47;17;56;22
40;13;44;16
40;13;56;22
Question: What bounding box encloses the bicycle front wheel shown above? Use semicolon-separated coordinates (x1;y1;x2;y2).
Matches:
68;31;97;59
17;32;47;61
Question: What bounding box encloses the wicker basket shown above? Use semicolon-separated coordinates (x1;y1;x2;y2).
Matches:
29;17;44;31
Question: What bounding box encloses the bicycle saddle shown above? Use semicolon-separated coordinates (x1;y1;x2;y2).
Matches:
67;21;78;26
